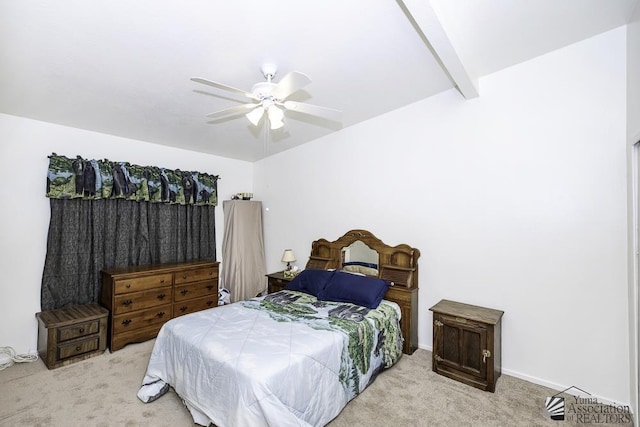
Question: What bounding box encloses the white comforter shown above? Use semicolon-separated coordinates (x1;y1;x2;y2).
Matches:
137;291;403;427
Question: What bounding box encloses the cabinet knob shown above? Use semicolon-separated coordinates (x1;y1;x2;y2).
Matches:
78;328;85;333
156;312;165;318
182;275;187;279
160;279;165;283
208;271;213;276
206;300;214;306
180;306;187;312
75;346;82;352
181;289;188;296
206;285;214;291
126;284;131;289
123;299;133;307
122;319;132;326
157;293;166;300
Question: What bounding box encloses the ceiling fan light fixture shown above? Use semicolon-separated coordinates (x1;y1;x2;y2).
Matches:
193;63;341;132
267;104;285;130
246;106;264;126
269;117;284;130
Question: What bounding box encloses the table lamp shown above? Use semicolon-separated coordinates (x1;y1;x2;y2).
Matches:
281;249;296;272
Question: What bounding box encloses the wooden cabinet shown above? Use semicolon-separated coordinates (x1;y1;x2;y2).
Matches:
266;271;294;294
430;299;503;392
101;261;219;351
36;303;108;369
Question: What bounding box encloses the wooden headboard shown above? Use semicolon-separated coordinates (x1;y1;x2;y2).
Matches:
305;229;421;354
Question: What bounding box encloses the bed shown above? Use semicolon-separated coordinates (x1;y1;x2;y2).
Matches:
137;229;420;426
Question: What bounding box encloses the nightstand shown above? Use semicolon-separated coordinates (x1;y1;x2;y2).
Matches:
266;271;294;294
36;303;109;369
430;299;503;392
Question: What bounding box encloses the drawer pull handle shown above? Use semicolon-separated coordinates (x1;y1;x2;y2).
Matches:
157;293;166;300
209;271;213;276
126;284;131;289
123;299;133;307
122;319;132;326
206;300;214;306
206;285;214;291
181;289;188;296
78;328;85;333
183;275;188;279
180;306;187;312
156;312;165;318
76;346;82;352
160;279;165;283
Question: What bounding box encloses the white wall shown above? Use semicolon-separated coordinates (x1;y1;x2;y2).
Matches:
626;3;640;421
0;114;253;354
255;27;630;404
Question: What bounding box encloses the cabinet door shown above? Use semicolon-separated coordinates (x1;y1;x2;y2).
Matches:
434;314;487;380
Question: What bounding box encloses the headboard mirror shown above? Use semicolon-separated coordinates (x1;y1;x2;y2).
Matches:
341;240;379;276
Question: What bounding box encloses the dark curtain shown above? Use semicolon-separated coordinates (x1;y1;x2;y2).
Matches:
41;198;216;311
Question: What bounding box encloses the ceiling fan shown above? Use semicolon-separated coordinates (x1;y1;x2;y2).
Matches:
191;64;341;130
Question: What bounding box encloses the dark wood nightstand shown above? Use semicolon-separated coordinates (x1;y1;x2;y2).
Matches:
430;299;503;392
266;271;294;294
36;303;109;369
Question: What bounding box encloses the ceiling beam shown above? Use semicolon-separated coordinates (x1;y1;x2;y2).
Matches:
398;0;479;99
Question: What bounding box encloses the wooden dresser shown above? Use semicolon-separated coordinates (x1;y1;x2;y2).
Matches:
101;260;219;351
36;303;108;369
430;299;503;392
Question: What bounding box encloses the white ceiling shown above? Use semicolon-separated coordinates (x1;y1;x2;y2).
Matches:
1;0;637;162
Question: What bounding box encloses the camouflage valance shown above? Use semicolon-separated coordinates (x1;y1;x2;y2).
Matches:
46;153;218;206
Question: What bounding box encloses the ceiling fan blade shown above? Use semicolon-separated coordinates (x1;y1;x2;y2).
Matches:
191;77;258;100
206;103;259;119
282;100;342;122
272;71;312;100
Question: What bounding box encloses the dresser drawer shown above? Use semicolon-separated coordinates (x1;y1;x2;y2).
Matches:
114;273;172;294
174;267;218;285
58;336;100;360
173;295;217;317
113;304;172;334
113;286;172;315
174;280;217;302
57;319;100;342
111;323;165;352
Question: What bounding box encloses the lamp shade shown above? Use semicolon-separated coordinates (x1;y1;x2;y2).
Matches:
246;106;265;126
268;105;285;130
281;249;296;263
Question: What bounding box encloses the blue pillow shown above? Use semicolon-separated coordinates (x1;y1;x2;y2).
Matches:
284;269;335;298
321;270;390;309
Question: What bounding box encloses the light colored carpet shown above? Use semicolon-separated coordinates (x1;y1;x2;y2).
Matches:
0;340;632;426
